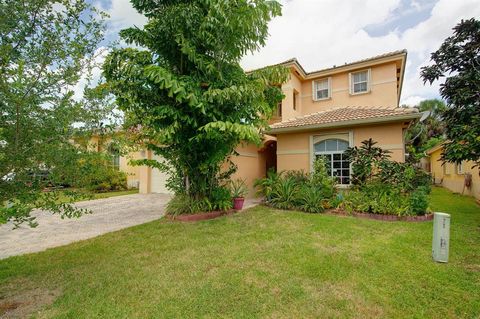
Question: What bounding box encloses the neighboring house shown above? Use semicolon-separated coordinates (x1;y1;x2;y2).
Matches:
138;50;421;196
73;133;142;189
426;143;480;200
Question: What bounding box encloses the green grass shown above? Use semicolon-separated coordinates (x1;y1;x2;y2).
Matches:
54;188;139;204
1;187;479;318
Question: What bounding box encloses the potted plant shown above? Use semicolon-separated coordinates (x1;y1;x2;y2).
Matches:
230;179;248;210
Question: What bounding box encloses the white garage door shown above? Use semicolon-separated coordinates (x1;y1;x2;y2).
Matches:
150;154;172;194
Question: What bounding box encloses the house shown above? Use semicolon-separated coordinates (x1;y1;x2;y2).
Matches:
426;143;480;200
73;132;142;189
136;49;420;196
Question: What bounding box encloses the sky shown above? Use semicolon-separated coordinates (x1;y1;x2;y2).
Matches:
92;0;480;106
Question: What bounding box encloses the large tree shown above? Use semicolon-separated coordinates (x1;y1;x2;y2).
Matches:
421;18;480;166
103;0;287;201
0;0;107;226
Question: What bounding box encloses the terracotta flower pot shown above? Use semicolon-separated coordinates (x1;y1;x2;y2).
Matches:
233;197;245;210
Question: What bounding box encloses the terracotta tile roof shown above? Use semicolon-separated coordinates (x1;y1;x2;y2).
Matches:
307;50;407;75
268;107;419;132
246;50;407;76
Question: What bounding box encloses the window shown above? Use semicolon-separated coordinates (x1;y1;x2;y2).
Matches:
293;90;299;110
112;154;120;170
313;78;330;100
107;143;121;171
274;102;282;117
350;70;370;94
314;138;350;185
457;162;464;174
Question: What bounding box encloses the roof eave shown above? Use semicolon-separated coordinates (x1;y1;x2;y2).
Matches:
267;112;421;135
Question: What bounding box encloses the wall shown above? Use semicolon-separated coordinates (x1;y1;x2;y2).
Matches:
429;148;480;200
230;143;267;198
281;71;303;121
276;122;406;172
280;62;399;121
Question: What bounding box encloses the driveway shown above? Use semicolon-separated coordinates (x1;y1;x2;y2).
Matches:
0;193;171;259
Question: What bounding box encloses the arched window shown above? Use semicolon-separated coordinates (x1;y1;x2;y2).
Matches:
314;138;350;184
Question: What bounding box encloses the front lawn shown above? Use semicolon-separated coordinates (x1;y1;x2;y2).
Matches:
0;187;479;318
52;188;139;204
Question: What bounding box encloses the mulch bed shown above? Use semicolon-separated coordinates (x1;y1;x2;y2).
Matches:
327;208;434;222
167;209;236;222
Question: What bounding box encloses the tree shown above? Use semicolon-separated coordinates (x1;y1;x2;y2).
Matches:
0;0;107;227
103;0;288;203
404;99;446;162
421;18;480;166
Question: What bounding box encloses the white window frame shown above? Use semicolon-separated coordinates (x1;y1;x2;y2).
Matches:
457;162;464;175
309;132;353;187
312;77;331;101
349;69;371;95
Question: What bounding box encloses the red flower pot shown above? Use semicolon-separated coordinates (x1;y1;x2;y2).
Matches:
233;197;245;210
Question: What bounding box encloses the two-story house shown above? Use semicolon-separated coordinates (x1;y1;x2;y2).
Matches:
138;50;421;196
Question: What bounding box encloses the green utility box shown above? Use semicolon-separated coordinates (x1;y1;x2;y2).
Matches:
432;212;450;263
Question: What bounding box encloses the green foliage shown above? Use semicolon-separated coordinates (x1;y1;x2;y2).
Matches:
256;158;336;213
341;139;431;216
103;0;288;203
254;169;280;201
0;0;107;226
166;194;212;216
421;18;480;166
230;179;248;198
296;185;325;214
344;138;391;185
269;177;299;210
404;99;446;162
409;188;429;215
210;186;233;211
377;160;432;194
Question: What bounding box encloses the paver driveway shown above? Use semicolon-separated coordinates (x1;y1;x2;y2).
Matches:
0;193;171;259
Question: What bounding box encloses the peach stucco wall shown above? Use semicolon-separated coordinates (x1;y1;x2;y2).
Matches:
429;147;480;200
276;122;406;172
281;71;303;121
280;62;399;121
230;143;267;198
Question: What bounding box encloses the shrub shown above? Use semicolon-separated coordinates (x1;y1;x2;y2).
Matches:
409;188;429;215
166;194;212;216
342;139;431;216
270;177;299;210
255;158;336;213
297;185;324;213
254;169;280;201
210;186;232;211
87;169;128;193
166;186;232;216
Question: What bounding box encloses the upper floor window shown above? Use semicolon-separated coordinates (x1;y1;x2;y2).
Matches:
274;102;282;117
293;90;299;110
313;78;330;101
350;69;370;94
457;162;464;174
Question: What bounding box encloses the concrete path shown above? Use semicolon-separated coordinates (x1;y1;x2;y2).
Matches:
0;193;171;260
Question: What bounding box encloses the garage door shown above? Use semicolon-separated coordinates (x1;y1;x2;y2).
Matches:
150;154;172;194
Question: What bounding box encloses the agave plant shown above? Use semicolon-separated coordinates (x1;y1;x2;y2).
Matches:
297;185;324;213
270;176;299;210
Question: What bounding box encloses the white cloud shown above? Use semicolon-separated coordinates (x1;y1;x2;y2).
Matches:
72;47;110;101
240;0;480;105
97;0;147;34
